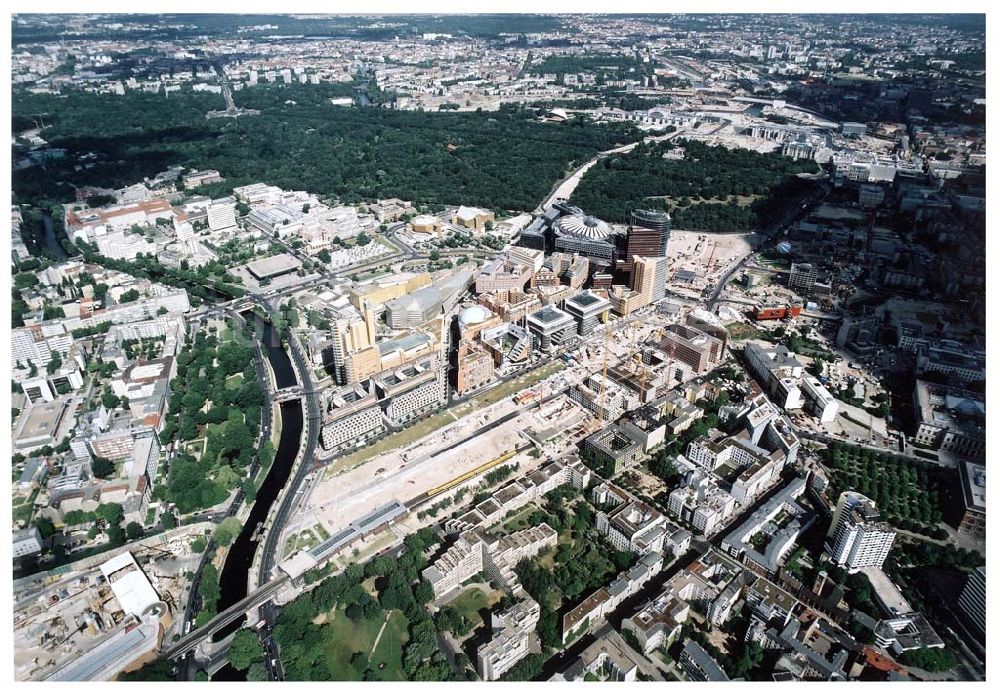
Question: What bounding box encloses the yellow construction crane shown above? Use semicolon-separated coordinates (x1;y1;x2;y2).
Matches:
598;323;610;426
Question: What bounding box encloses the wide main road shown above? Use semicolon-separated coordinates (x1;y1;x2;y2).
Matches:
534;129;684;214
707;179;829;311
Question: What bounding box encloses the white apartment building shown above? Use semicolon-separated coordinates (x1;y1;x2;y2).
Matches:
95;229;155;260
477;598;541;681
800;376;839;423
207;200;238;232
13;527;44;558
422;524;557;599
375;355;448;427
319;384;386;453
667;473;737;537
826;492;896;572
743;342;805;410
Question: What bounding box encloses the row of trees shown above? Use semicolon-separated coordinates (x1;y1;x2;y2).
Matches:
819;443;947;528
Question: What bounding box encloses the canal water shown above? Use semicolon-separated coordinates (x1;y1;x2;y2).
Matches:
210;314;303;679
42;214;69;260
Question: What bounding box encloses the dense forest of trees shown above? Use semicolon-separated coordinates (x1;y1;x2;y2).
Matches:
13;85;642;232
572;138;817;230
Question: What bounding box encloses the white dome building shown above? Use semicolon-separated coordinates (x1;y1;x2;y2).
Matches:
458;304;491;329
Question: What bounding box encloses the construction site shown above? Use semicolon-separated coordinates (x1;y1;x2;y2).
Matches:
282;367;584;556
12;525;208;681
666;230;756;299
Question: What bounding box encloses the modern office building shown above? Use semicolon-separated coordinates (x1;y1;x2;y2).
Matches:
659;324;724;375
563;290;610;336
826;492;896;572
788;263;818;295
553;212;619;270
629;209;671;257
525;305;576;351
456;340;495;395
570;373;641;423
385;268;474;329
475;256;533;294
632;256;668;305
957;566;985;639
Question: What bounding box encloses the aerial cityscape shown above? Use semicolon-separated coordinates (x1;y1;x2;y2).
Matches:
8;10;989;684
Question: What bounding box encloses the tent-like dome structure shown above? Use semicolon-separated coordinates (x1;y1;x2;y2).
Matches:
554;214;614;241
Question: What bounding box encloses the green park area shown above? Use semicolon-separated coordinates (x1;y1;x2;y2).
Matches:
818;443;951;537
321;607;410;680
572;139;817;230
435;585;505;641
154;321;264;514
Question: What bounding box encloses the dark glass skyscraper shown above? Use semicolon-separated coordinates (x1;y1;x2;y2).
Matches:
630;208;672;257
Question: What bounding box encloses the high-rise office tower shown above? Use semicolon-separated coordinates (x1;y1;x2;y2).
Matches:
630;209;672;257
957;566;986;638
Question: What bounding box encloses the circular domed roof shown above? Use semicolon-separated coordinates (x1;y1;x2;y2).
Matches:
459;305;490;326
554;214;614;241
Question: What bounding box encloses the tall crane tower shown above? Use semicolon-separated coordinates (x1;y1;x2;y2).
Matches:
598;323;610;426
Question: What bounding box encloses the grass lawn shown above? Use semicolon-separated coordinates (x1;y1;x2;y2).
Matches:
283;529;319;556
326;360;564;477
725;322;768;341
444;586;504;635
323;607;409;680
453;361;564;417
204;422;226;438
224;373;244;389
13;500;35;524
496;504;539;534
184;438;207;459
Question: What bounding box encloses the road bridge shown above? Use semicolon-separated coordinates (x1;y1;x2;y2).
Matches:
164;576;288;661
